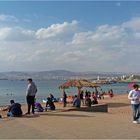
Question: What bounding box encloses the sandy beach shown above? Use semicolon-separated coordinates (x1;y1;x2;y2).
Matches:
0;93;140;139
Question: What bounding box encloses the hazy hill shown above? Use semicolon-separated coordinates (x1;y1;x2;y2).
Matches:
0;70;131;80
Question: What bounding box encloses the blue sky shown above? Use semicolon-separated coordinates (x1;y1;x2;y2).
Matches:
0;1;140;73
0;1;139;29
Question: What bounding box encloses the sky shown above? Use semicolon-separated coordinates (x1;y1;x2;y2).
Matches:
0;1;140;73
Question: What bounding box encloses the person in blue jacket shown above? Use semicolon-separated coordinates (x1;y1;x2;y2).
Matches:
73;95;81;108
3;100;22;117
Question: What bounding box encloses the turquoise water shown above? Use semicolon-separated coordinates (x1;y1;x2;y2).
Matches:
0;79;130;105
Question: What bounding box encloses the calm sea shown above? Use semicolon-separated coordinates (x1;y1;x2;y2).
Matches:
0;79;130;105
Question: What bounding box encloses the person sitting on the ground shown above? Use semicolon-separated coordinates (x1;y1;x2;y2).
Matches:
45;97;55;111
34;102;44;112
91;94;98;105
85;96;92;107
109;89;114;98
73;95;81;108
49;93;58;102
2;100;22;117
49;93;54;101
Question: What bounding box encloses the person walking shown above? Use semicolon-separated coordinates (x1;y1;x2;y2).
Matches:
26;78;37;114
128;84;140;124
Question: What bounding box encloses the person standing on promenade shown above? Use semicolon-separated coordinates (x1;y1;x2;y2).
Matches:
128;84;140;124
63;91;67;107
80;90;84;106
26;78;37;114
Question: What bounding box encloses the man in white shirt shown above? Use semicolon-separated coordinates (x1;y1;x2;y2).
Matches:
26;78;37;114
128;84;140;124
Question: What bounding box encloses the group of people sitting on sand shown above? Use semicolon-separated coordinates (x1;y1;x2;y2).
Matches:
99;89;114;98
35;97;56;112
0;94;56;118
79;90;99;106
70;90;99;108
0;78;114;118
0;78;56;118
60;90;99;108
73;88;113;108
72;88;114;108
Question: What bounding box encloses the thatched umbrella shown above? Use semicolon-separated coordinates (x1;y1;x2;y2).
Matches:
59;79;99;97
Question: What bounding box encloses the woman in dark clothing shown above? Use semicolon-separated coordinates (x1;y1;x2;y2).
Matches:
80;90;84;105
46;97;55;111
63;91;67;107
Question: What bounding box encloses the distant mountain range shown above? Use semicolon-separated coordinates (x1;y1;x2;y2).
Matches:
0;70;131;80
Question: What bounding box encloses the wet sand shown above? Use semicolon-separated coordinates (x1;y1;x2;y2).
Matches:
0;93;139;139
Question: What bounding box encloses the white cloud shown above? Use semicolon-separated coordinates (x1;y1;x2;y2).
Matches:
0;21;77;42
0;18;140;72
35;20;78;39
0;27;11;40
134;32;140;39
55;51;84;63
70;24;126;51
0;27;35;41
122;17;140;31
71;31;93;45
0;14;18;22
